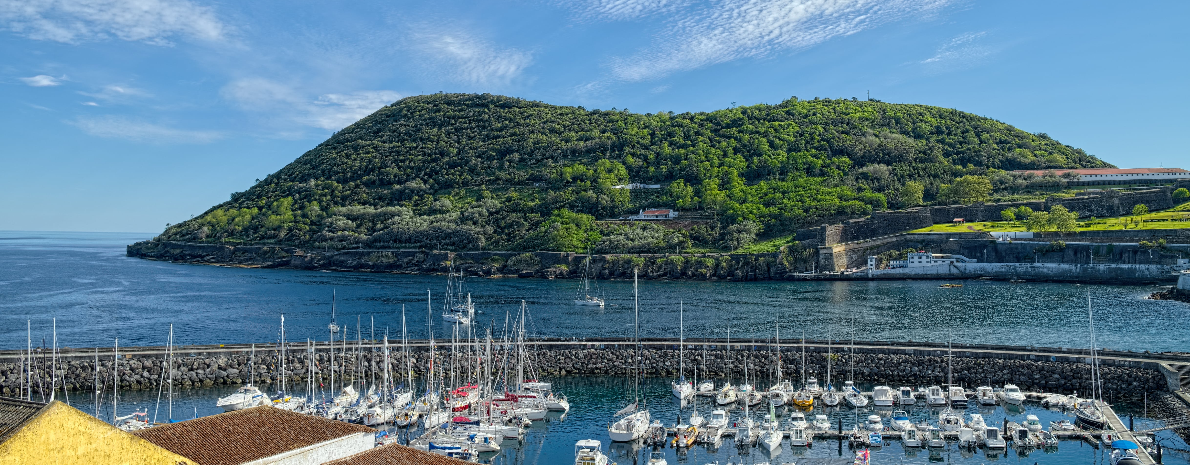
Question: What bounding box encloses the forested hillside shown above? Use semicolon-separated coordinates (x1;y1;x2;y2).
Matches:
155;93;1109;253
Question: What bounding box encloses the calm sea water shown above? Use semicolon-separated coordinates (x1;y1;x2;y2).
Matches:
1;231;1187;352
7;231;1190;464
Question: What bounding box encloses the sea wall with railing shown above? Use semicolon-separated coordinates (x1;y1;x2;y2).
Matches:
0;339;1176;402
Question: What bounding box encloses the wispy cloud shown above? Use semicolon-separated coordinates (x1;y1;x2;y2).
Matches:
607;0;951;82
221;78;400;131
20;74;65;86
81;101;98;106
78;84;151;102
0;0;227;45
571;0;688;21
920;31;994;73
412;30;532;86
71;115;222;143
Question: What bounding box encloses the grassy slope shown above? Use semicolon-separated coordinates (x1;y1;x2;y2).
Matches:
911;202;1190;233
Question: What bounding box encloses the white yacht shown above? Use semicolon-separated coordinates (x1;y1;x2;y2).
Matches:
789;425;811;447
898;386;916;405
872;386;895;407
948;386;968;407
864;414;883;432
608;409;650;442
967;413;987;431
890;411;911;431
812;414;831;431
216;385;271;412
844;382;868;408
787;410;808;430
761;423;783;451
1023;414;1043;432
939;408;963;432
689;408;704;428
925;385;947;406
706;409;729;430
575;439;610;465
902;426;922;448
804;377;821;396
1000;384;1025;405
646;450;668;465
983;426;1006;449
957;427;977;449
821;387;842;406
976;386;997;405
697;381;715;396
715;383;738;405
926;425;945;448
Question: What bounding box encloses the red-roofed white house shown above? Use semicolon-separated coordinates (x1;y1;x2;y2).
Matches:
628;209;678;220
1011;168;1188;183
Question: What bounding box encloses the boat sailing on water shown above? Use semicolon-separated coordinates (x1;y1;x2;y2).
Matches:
574;252;604;308
608;271;650;442
442;270;475;324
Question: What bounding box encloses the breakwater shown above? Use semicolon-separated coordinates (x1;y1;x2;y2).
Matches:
1;339;1179;402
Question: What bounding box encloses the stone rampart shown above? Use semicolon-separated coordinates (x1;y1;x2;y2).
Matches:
0;340;1174;402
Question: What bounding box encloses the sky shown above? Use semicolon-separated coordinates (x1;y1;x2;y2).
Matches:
1;0;1187;233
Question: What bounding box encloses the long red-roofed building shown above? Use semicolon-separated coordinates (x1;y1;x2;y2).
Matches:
1011;167;1188;183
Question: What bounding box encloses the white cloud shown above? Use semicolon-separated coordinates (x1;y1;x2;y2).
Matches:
221;78;400;131
78;84;151;102
608;0;951;82
81;101;98;106
307;91;402;130
572;0;687;21
413;31;532;86
0;0;226;45
920;31;994;73
20;74;64;86
71;115;222;143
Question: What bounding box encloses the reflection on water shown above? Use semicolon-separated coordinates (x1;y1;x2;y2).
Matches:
62;376;1190;465
2;231;1188;352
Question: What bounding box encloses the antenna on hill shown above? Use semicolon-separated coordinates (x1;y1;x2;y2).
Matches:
867;90;870;101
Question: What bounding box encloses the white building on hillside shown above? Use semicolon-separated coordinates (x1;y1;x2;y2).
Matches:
888;252;976;268
628;208;678;220
1011;168;1188;183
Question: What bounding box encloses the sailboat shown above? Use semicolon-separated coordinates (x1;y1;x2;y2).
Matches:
790;331;814;408
843;336;868;408
112;338;150;432
574;253;604;307
442;270;475;324
274;315;307;412
821;335;841;407
767;321;794;408
760;402;783;451
608;270;651;442
217;344;271;412
1075;294;1108;429
671;301;694;401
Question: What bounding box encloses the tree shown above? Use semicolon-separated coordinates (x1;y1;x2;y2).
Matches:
722;220;761;250
1132;204;1149;216
938;175;992;205
1014;206;1034;219
1048;205;1078;232
1000;209;1016;222
1174;188;1190;203
899;181;924;208
1023;211;1050;232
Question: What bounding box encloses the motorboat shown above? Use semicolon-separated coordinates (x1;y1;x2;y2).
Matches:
957;427;977;449
812;414;830;431
804;377;821;396
1011;423;1035;449
1050;419;1075;431
1042;393;1073;409
844;382;868;408
1110;440;1144;465
898;386;916;405
787;410;808;430
939;408;963;432
864;414;883;432
983;426;1006;449
1039;430;1059;449
788;425;811;447
1023;414;1043;432
707;409;729;430
697;381;715;396
868;431;883;448
948;386;968;407
608;410;651;442
966;413;987;431
999;384;1025;405
790;390;813;409
925;386;947;406
715;383;738;405
114;411;150;432
575;439;610;465
976;386;997;406
216;385;271;412
646;450;667;465
902;426;922;448
890;411;911;431
673;425;698;448
926;425;945;448
872;386;895;407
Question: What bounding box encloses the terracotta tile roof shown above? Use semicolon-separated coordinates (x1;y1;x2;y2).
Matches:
132;406;374;465
0;397;48;443
642;209;671;215
1011;168;1188;176
324;442;471;465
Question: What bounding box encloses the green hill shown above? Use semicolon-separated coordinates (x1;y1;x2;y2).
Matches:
155;93;1110;253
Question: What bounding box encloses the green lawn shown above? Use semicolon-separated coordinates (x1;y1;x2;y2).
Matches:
911;202;1190;233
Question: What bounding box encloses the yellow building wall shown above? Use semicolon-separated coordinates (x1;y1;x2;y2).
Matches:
0;401;194;465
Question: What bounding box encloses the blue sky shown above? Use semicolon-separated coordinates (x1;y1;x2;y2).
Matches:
2;0;1187;233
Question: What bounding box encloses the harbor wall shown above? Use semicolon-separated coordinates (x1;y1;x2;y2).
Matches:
0;340;1172;402
861;263;1185;284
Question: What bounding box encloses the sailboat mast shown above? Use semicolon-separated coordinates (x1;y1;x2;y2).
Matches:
280;315;286;395
168;324;174;421
1088;294;1099;402
679;300;684;383
51;318;56;401
801;330;806;388
113;338;118;424
94;348;99;418
634;269;640;403
826;335;832;388
403;305;412;395
947;339;953;387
